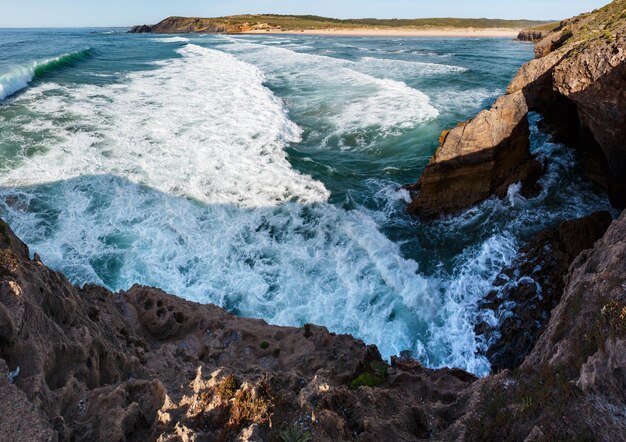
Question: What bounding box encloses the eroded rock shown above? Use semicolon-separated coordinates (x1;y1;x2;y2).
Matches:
408;0;626;217
407;91;542;218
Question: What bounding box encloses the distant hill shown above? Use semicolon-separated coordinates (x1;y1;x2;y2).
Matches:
129;15;550;34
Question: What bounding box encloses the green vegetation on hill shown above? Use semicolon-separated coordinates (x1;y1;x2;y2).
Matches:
209;14;549;30
527;21;562;31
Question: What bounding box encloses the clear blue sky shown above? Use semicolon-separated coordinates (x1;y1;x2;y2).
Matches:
0;0;611;28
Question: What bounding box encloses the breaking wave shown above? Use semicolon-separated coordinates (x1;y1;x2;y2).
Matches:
0;48;93;100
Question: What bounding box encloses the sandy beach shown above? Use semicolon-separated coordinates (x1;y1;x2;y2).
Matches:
246;27;521;38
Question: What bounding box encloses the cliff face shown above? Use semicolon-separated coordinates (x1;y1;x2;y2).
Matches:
1;209;625;441
129;16;280;34
517;22;561;42
408;0;626;217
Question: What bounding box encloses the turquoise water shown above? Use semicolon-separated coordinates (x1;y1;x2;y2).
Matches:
0;29;611;375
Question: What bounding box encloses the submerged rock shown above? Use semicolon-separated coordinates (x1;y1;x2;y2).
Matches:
408;0;626;217
477;211;613;372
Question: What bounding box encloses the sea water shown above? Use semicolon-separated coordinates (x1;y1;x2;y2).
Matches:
0;29;611;376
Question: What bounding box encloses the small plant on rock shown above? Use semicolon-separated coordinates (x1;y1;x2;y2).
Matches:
217;375;239;399
279;427;311;442
350;360;389;389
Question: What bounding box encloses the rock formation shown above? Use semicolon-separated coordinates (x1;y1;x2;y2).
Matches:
0;219;475;441
476;211;613;372
405;91;543;218
517;28;553;42
1;208;624;440
408;0;626;217
2;2;626;441
129;17;280;34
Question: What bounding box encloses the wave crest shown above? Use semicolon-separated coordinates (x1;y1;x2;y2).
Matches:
0;48;93;100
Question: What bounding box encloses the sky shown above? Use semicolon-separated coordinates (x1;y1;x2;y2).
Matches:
0;0;611;28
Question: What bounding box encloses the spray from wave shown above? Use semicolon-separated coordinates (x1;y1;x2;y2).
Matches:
0;48;93;101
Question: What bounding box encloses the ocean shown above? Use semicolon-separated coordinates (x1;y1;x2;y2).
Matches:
0;29;611;376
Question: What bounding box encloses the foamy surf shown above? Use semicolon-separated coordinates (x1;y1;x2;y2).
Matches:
218;40;446;149
0;48;93;100
1;44;326;206
153;36;191;43
0;43;456;370
0;33;613;379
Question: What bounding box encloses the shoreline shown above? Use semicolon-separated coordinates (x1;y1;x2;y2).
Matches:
243;27;521;38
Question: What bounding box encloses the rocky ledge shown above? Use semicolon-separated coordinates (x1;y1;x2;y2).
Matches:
407;0;626;217
1;208;625;441
517;29;553;42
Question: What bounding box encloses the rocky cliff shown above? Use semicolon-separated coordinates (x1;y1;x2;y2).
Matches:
1;209;624;441
408;0;626;217
129;17;280;34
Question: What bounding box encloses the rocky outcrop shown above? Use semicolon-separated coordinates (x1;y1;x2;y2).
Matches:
456;209;626;441
128;16;280;34
476;211;613;372
406;91;542;218
408;0;626;217
517;29;553;42
128;25;152;34
1;210;625;441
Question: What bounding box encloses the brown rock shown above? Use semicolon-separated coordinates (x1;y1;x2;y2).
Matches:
0;219;476;441
407;91;542;218
534;29;572;58
517;29;554;42
128;16;266;34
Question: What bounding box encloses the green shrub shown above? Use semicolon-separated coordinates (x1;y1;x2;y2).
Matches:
350;360;389;389
279;427;311;442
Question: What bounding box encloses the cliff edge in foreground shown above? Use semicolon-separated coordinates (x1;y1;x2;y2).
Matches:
0;207;625;441
408;0;626;218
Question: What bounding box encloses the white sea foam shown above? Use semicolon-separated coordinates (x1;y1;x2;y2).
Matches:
218;40;445;148
0;40;612;379
153;36;190;43
432;87;503;115
0;43;473;372
2;44;326;207
356;56;467;77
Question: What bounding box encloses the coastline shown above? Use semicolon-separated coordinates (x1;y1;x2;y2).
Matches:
243;27;521;37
